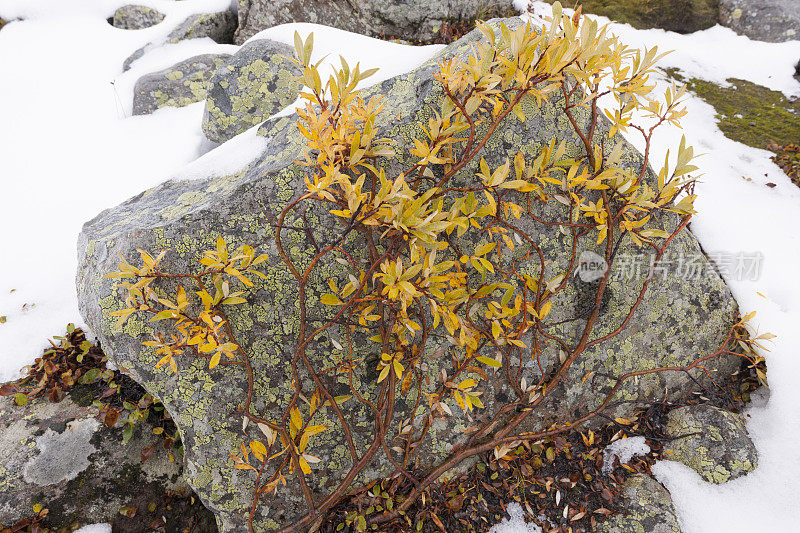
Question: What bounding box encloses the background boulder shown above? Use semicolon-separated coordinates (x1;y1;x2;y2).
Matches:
719;0;800;42
167;10;237;44
234;0;513;44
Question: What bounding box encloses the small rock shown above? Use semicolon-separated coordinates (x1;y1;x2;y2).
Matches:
111;5;165;30
597;474;681;533
202;39;302;143
133;54;231;116
122;47;146;72
123;8;237;72
719;0;800;42
663;404;758;483
166;10;237;45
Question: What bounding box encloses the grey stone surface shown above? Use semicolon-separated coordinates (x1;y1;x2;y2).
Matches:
235;0;509;44
111;5;165;30
720;0;800;42
167;10;237;44
133;54;230;116
663;404;758;483
202;39;302;143
598;474;681;533
78;19;740;531
0;393;214;531
123;8;237;72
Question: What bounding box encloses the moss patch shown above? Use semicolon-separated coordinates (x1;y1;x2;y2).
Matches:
538;0;718;33
665;69;800;150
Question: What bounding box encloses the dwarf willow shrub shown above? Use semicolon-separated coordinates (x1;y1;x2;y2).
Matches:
107;4;766;530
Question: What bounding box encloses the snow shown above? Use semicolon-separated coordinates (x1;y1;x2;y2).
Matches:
602;436;651;474
1;0;800;530
509;2;800;531
0;1;442;382
245;23;446;91
516;0;800;98
74;524;111;533
489;503;543;533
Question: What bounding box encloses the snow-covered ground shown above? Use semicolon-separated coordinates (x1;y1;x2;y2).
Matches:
0;0;443;381
0;0;799;530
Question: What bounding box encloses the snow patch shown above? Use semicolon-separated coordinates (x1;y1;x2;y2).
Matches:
488;503;542;533
74;524;112;533
602;436;650;474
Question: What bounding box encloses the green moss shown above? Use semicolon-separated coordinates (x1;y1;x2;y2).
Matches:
540;0;718;33
666;69;800;150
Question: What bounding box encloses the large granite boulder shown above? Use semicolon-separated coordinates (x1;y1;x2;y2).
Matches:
132;54;230;115
541;0;718;33
598;474;681;533
0;394;215;531
720;0;800;42
111;5;165;30
234;0;509;44
78;19;740;531
202;39;302;143
663;404;758;483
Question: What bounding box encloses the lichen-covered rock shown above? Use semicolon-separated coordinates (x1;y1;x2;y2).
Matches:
234;0;507;45
541;0;718;33
0;393;215;531
663;404;758;483
167;10;237;44
133;54;230;116
202;39;302;143
597;474;681;533
77;19;740;531
720;0;800;42
111;5;165;30
122;8;237;72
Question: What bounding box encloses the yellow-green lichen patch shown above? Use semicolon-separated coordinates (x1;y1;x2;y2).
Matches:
597;474;681;533
202;39;302;143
